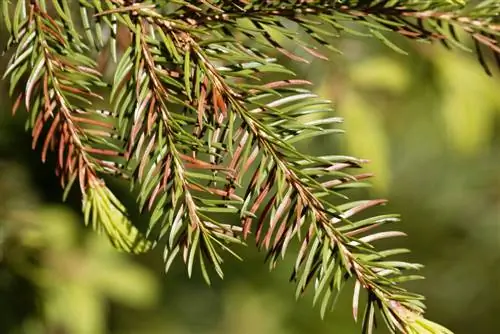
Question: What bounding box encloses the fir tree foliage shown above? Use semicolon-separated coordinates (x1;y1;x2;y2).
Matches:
1;0;498;333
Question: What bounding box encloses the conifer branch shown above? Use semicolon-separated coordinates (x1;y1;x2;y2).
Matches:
108;12;244;282
163;0;500;73
3;1;151;253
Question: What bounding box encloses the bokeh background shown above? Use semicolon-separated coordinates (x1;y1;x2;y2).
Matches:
1;15;500;334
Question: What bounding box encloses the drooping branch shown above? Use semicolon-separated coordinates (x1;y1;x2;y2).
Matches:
4;2;151;253
109;15;244;282
162;0;500;73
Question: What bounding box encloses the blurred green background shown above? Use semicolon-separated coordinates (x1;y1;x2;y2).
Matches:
1;22;500;334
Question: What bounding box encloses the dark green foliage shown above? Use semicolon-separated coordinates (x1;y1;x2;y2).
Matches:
1;1;498;333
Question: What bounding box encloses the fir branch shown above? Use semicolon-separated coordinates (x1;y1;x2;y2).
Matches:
161;0;500;73
3;2;151;253
186;40;440;334
108;12;244;282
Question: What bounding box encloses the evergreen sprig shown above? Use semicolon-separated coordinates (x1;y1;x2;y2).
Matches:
3;1;151;253
1;1;498;333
